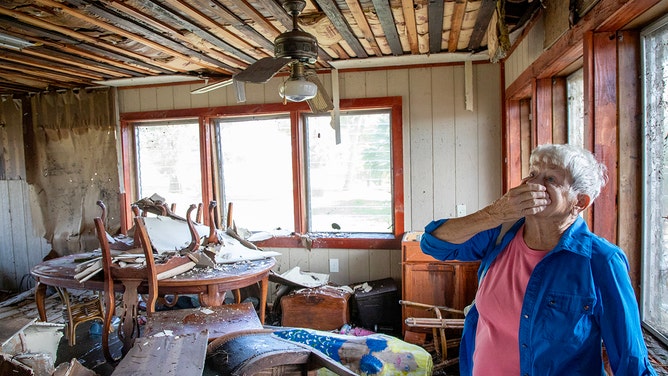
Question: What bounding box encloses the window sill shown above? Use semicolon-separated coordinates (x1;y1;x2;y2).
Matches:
253;232;402;249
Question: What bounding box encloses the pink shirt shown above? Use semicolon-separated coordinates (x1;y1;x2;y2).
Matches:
472;226;548;375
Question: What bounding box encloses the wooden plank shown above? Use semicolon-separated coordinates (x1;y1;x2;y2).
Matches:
8;182;29;291
534;78;553;145
0;97;24;180
21;183;47;286
408;67;434;228
368;249;390;281
401;0;419;54
313;0;368;58
345;0;383;56
591;31;618;244
155;86;175;111
0;181;16;290
0;6;185;74
475;63;502;205
342;71;365;98
448;0;467;52
348;249;370;283
551;77;567;144
616;30;641;296
371;0;404;56
505;100;522;191
432;65;457;218
72;0;260;64
0;18;164;77
453;64;479;211
364;70;388;97
428;0;445;53
467;0;497;50
328;249;349;285
105;1;249;69
112;330;208;376
520;99;531;179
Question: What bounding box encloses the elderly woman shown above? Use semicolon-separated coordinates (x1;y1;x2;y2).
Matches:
420;144;656;375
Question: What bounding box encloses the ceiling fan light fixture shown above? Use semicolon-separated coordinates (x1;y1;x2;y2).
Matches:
280;78;317;102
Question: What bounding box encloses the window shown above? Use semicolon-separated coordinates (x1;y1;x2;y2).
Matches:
304;111;392;233
134;120;203;217
216;115;295;232
121;97;404;248
642;14;668;344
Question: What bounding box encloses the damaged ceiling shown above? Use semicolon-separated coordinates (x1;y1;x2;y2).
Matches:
0;0;540;95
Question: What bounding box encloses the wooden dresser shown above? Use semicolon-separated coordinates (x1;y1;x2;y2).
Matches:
401;231;480;334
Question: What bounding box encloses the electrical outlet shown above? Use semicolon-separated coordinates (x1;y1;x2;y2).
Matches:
456;204;466;217
329;258;339;273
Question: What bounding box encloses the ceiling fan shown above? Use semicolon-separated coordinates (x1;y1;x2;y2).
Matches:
192;0;334;114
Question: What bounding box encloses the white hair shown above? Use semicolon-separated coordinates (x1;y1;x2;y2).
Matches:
530;144;608;202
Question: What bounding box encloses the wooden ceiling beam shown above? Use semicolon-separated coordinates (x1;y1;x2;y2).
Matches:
313;0;368;58
0;62;92;84
401;0;419;54
344;0;383;56
0;53;106;81
428;0;445;53
208;0;280;47
370;0;404;55
104;0;248;70
38;0;232;74
0;17;169;76
0;71;75;90
0;6;184;74
468;0;496;50
448;0;467;52
161;0;268;61
21;48;137;78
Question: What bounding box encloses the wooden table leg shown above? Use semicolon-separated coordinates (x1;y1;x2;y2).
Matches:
120;280;141;356
201;284;225;307
102;285;116;363
35;282;47;322
259;276;268;324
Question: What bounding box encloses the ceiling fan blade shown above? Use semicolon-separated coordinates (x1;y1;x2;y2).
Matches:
304;70;333;113
234;57;293;84
190;78;233;94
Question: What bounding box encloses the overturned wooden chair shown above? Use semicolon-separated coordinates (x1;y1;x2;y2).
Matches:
400;300;465;369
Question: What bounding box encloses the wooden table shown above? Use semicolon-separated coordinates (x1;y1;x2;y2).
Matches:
31;252;275;353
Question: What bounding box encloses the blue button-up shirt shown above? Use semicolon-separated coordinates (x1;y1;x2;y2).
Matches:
421;216;656;375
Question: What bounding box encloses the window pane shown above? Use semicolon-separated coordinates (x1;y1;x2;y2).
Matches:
642;16;668;343
135;122;202;216
217;117;294;232
305;111;392;233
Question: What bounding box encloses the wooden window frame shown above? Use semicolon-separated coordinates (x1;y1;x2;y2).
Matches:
119;96;404;250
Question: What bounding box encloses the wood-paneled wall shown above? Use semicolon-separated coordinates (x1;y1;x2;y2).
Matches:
117;64;503;293
0;97;50;291
0;180;50;291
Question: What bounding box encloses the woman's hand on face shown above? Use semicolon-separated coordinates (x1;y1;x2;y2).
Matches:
485;180;551;222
